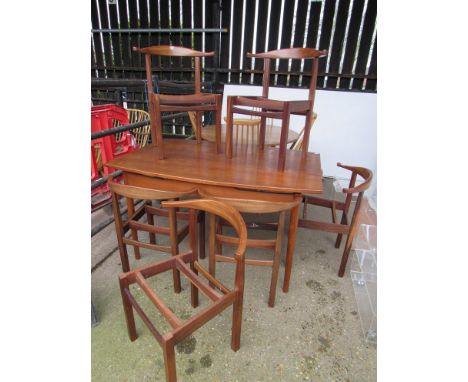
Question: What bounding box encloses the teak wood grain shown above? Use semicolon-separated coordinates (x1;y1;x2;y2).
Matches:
106;139;323;195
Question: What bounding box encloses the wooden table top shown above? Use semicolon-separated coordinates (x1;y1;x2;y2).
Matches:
106;139;323;194
202;123;299;146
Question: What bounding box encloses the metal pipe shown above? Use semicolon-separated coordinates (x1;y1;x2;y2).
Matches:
91;170;122;190
91;112;185;140
91;28;228;33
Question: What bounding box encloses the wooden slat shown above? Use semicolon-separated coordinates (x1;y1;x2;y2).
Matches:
352;0;376;90
123;237;171;253
148;0;161;48
316;0;337;88
204;0;215;84
171;292;236;343
219;0;232;84
97;0;114;75
175;259;222;301
117;0;132;79
138;0;150;57
91;0;105;78
194;262;230;295
158;0;171;75
253;0;269;85
182;0;194;81
327;0;352;89
135;273;182;328
170;0;183;80
125;289;164;344
108;0;122;75
289;0;310;87
216;234;276;249
277;0;296;86
338;0;366;89
127;0;141;73
298;219;350;234
229;0;244;84
302;2;327;87
365;35;377;91
216;255;273;267
240;0;257;85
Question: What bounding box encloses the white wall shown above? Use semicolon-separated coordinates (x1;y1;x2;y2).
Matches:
222;85;377;196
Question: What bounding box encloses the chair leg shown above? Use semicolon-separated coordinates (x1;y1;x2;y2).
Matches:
268;211;285;307
302;197;308;219
146;202;156;244
208;214;216;288
119;277;137;341
231;288;244;352
190;261;199;308
198;211;206;259
225;96;234;158
215;217;222;255
338;233;355;277
215;95;222;153
338;211;360;277
126;197;141;260
277;104;290;171
335;212;348;248
168;207;181;293
162;340;177;382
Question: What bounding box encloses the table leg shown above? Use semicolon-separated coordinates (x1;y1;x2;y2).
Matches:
282;202;299;293
124;173;141;260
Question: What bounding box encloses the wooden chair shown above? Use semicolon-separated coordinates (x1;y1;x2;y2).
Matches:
299;163;373;277
109;177;206;273
133;45;222;159
199;185;302;307
127;108;151;148
117;197;247;382
225;47;327;170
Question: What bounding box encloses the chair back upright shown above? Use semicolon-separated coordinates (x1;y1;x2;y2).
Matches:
133;45;221;157
163;198;248;291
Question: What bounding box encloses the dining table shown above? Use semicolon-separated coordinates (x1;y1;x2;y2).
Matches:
106;139;323;293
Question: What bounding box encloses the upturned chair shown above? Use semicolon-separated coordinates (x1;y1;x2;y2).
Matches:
127;108;151;148
133;45;222;159
109;177;206;274
117;197;247;382
299;163;373;277
199;185;302;307
225;47;327;170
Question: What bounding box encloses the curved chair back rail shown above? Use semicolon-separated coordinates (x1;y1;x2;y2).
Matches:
198;186;302;214
109;179;198;201
162;198;248;257
133;45;215;57
336;163;373;194
247;47;327;60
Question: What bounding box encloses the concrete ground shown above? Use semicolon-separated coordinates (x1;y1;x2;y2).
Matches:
91;179;376;381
